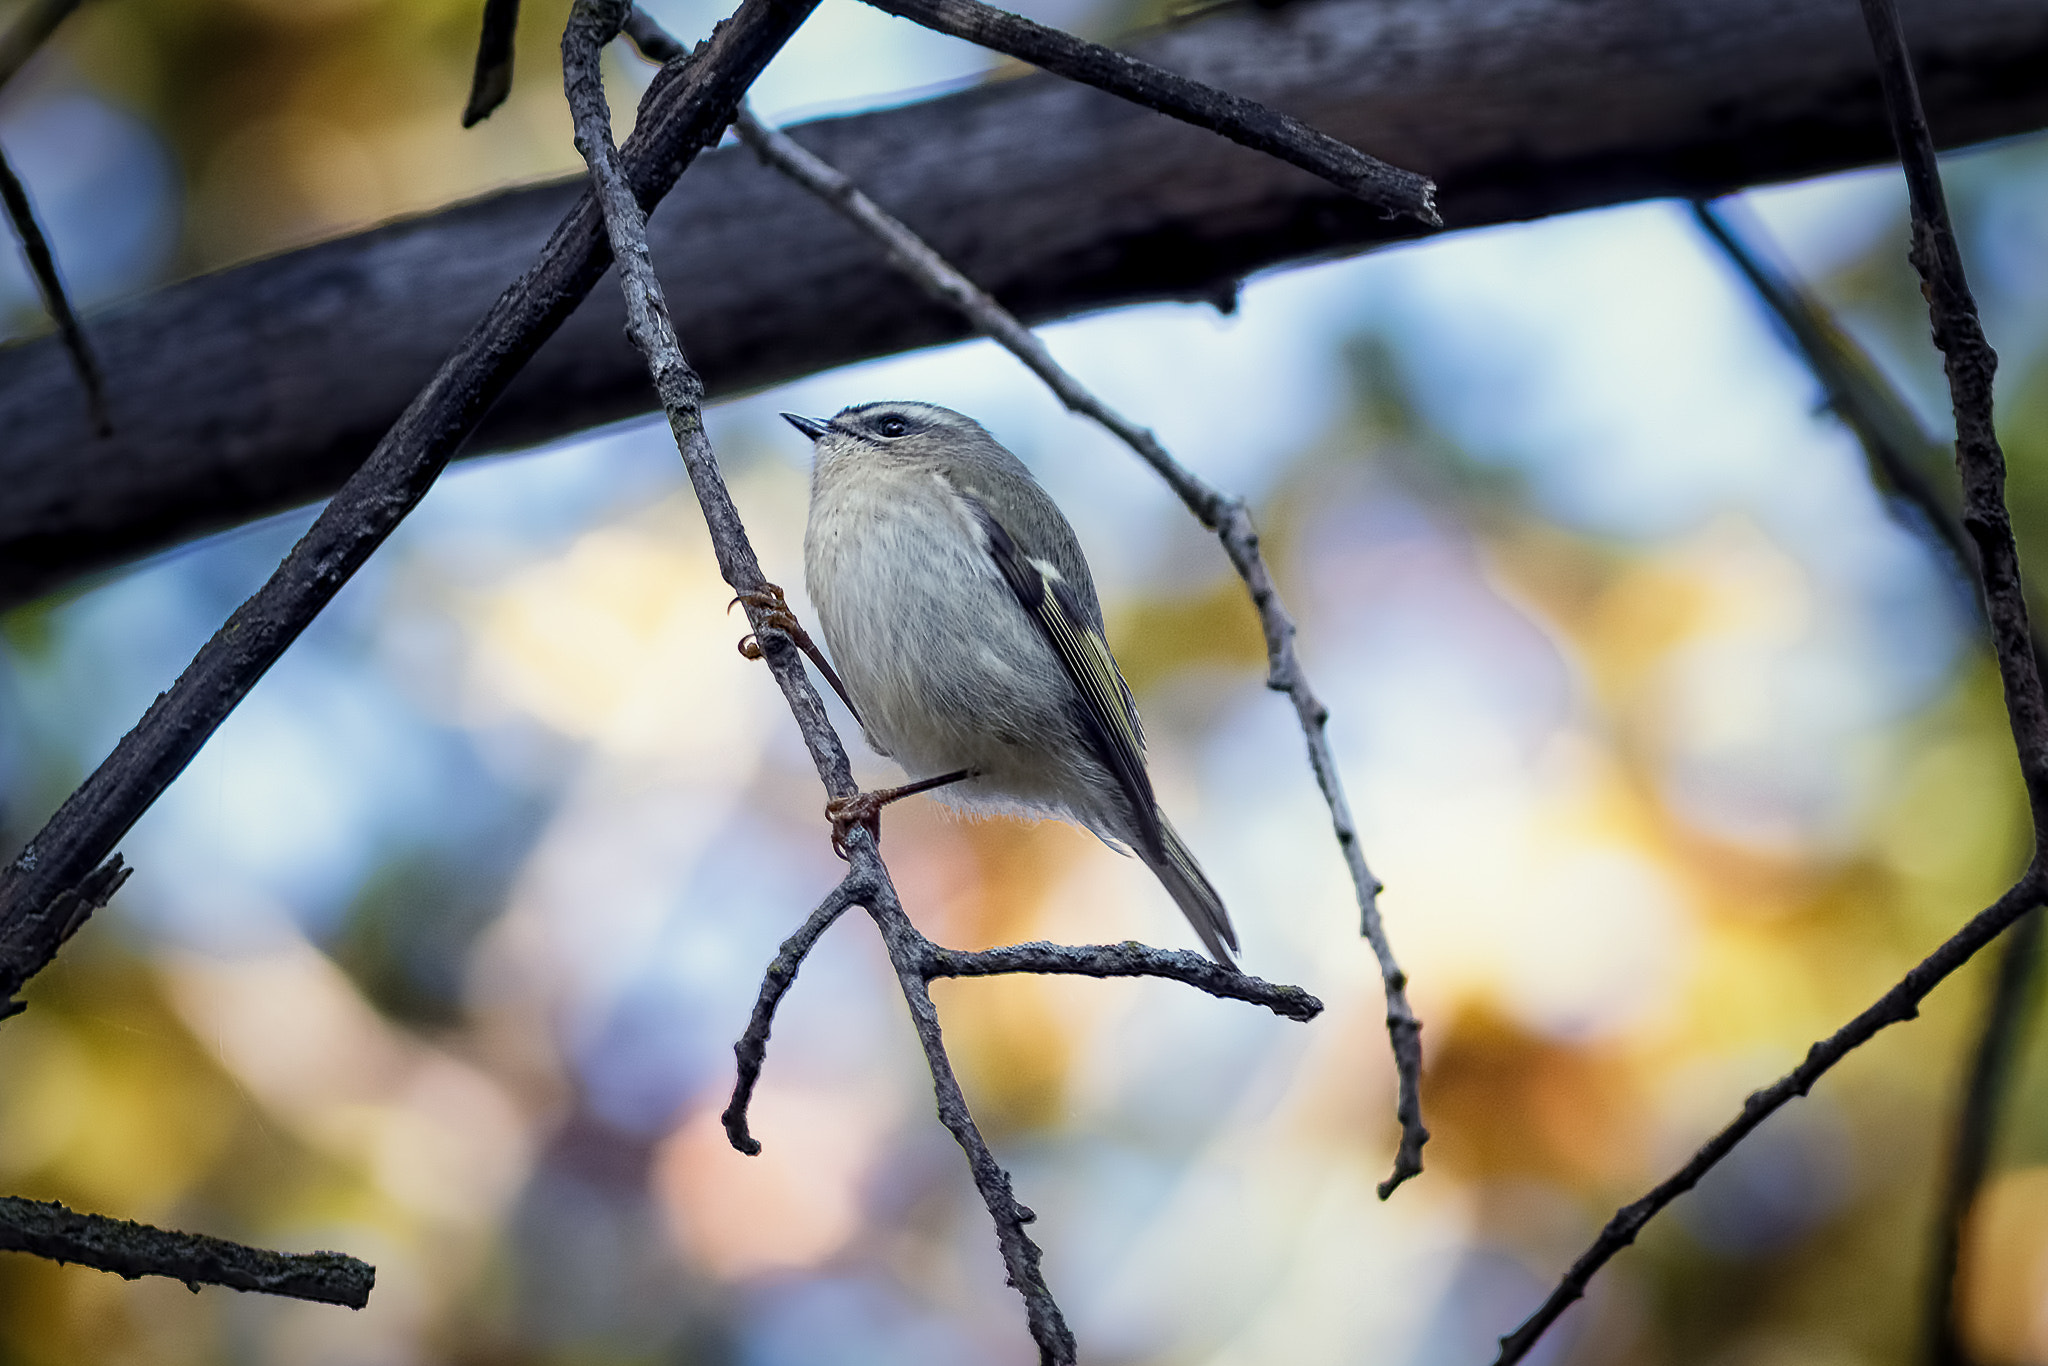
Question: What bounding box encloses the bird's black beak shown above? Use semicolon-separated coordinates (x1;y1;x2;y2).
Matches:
781;412;831;440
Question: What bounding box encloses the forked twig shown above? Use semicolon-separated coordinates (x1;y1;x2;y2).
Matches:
585;13;1324;1359
720;95;1428;1196
1497;3;2048;1359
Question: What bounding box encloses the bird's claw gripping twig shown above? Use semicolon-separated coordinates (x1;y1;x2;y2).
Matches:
826;790;887;860
730;583;862;718
825;769;976;859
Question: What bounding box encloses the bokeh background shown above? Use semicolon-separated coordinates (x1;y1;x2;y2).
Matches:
3;0;2048;1361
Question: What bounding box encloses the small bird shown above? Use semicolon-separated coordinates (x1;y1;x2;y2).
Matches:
783;401;1239;964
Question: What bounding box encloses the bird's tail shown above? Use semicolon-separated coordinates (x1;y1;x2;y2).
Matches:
1141;816;1239;965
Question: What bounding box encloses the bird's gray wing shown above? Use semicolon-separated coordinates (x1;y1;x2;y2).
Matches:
959;491;1166;862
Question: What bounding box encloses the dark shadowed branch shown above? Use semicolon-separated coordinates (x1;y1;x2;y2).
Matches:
1498;4;2048;1360
462;0;524;126
1693;200;1961;565
723;96;1426;1195
0;0;82;92
0;0;819;1021
0;1197;375;1309
1690;200;2048;1366
0;0;107;434
858;0;1435;225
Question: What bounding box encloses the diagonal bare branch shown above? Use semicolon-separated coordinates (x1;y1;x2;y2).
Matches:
0;0;819;1019
723;95;1428;1196
857;0;1436;226
0;1197;374;1308
1692;199;1959;562
1493;875;2046;1363
0;140;106;433
461;0;524;126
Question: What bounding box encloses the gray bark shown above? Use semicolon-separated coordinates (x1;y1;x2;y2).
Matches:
1;0;2044;605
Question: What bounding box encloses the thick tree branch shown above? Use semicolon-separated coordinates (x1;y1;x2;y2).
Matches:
0;0;819;1013
4;0;2044;606
858;0;1434;224
0;1197;374;1308
729;98;1424;1193
1500;5;2048;1359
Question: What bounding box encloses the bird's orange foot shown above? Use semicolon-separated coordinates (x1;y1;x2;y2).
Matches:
730;583;812;661
825;791;887;860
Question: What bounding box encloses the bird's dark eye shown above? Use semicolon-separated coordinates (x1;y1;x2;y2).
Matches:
874;415;910;438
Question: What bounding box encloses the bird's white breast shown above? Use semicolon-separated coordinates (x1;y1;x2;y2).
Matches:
803;464;1092;812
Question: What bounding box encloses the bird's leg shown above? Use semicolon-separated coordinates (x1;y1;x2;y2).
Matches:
731;583;861;721
827;769;975;859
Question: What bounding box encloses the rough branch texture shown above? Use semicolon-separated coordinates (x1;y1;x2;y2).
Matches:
0;1197;374;1309
3;0;2044;604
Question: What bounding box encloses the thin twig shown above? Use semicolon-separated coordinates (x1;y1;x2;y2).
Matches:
1493;876;2046;1364
867;891;1078;1366
1688;200;2048;1366
854;0;1437;226
0;0;82;94
0;0;820;1016
461;0;524;126
0;141;107;433
723;875;865;1154
926;939;1322;1021
1500;7;2048;1359
1924;906;2042;1366
0;1196;373;1308
729;100;1429;1196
